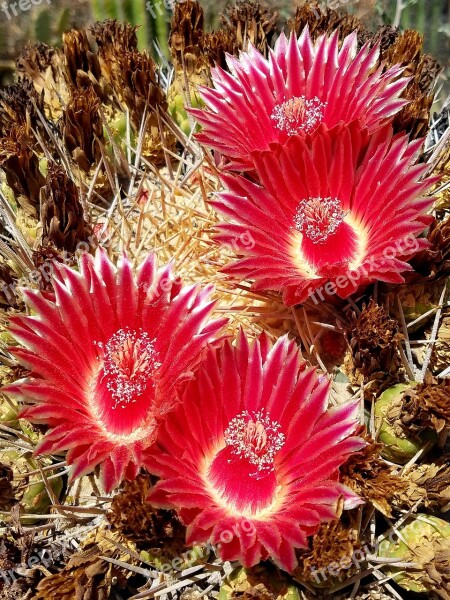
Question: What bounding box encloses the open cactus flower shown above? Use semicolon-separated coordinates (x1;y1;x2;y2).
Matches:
146;333;364;572
3;249;226;492
0;1;449;597
192;27;409;170
213;123;436;304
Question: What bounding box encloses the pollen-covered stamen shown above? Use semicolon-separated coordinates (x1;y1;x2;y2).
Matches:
97;328;161;410
224;410;285;476
271;96;326;136
294;197;346;244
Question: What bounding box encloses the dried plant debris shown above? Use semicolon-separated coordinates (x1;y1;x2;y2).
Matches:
107;474;186;556
379;515;450;598
220;1;278;55
403;457;450;509
40;163;93;253
33;528;137;600
343;300;404;397
340;434;410;516
295;505;362;588
0;463;17;511
399;377;450;435
289;1;370;45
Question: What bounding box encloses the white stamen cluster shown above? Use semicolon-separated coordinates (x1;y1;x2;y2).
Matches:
271;96;326;136
294;196;345;244
224;410;285;476
97;328;161;410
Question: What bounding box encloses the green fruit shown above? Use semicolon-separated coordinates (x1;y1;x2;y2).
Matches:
0;399;19;429
375;384;436;464
140;544;208;572
219;566;300;600
379;514;450;594
0;450;63;523
22;476;63;522
168;90;204;136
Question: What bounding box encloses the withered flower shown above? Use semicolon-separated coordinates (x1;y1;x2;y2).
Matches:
0;260;20;308
0;79;43;141
61;86;103;173
90;20;138;109
383;30;440;139
168;0;211;134
343;300;404;397
108;474;186;554
410;216;450;279
199;29;240;72
405;458;450;510
40;163;92;253
91;19;138;57
92;20;174;163
400;377;450;436
379;515;450;598
220;1;278;56
16;43;68;119
169;0;205;70
0;125;45;214
62;28;103;96
0;463;16;511
340;433;410;517
34;528;135;600
295;502;361;587
430;308;450;373
289;0;370;46
116;50;174;164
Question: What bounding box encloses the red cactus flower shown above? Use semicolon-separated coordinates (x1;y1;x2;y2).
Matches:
212;122;436;305
3;249;226;492
191;28;408;170
146;332;364;572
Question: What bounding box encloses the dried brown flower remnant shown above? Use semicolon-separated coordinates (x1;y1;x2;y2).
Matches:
400;377;450;436
384;30;440;139
62;28;102;95
41;163;92;253
411;216;450;279
0;463;16;511
295;503;361;586
0;260;20;308
340;434;409;517
16;42;57;85
379;515;450;598
169;0;205;68
61;87;103;173
220;1;278;56
108;474;186;553
33;528;134;600
393;83;434;140
289;1;370;47
371;25;400;57
16;43;68;120
91;19;138;55
115;50;174;164
405;458;450;510
0;79;43;140
0;126;45;214
90;20;138;103
430;307;450;373
199;29;240;71
343;300;403;397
